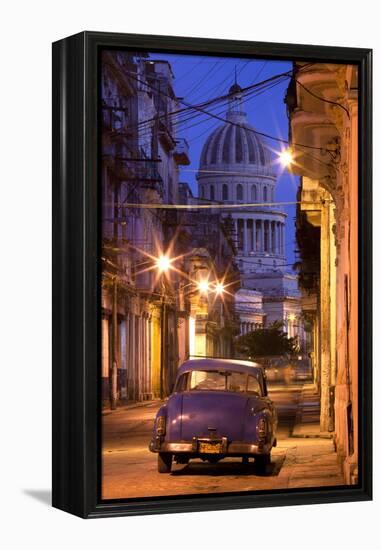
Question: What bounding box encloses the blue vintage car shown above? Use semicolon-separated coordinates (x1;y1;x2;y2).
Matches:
149;358;277;473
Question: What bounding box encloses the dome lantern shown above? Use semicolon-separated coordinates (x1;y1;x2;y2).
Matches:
227;74;245;123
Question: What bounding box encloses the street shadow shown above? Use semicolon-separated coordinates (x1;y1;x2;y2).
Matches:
171;456;285;477
23;489;51;506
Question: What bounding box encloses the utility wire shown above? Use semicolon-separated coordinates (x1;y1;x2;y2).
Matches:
126;67;336;155
295;79;350;118
117;200;331;209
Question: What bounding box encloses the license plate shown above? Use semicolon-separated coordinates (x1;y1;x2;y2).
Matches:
198;441;222;454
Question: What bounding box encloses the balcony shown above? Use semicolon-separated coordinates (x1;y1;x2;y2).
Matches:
173;138;190;166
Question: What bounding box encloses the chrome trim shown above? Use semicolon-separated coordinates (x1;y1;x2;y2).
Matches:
154;438;272;455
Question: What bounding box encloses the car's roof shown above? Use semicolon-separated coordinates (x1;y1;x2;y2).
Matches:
177;358;264;377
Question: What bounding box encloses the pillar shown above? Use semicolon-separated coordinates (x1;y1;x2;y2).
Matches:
243;219;248;253
268;221;273;253
320;198;334;432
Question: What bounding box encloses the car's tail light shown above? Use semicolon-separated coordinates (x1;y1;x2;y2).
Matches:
256;417;267;443
156;415;166;436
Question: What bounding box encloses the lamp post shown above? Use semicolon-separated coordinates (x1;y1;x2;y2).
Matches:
154;252;227;392
155;255;171;399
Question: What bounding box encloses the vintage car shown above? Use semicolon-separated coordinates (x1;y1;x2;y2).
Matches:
149;358;277;473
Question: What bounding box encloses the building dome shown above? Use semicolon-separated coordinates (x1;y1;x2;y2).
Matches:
196;79;286;273
199;79;273;172
199;122;273;168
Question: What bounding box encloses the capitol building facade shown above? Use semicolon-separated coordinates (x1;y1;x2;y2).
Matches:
197;82;304;346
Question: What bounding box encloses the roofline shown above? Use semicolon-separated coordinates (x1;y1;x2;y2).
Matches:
177;357;264;376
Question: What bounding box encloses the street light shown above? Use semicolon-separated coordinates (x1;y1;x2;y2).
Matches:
154;254;172;400
156;255;172;273
215;282;225;295
278;147;294;168
198;280;210;294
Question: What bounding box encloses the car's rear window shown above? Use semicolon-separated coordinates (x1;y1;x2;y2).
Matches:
175;370;262;395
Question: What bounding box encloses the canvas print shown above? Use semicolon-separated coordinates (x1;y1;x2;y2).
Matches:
100;49;359;500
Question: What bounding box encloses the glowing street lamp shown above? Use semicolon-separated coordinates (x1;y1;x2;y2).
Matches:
155;255;172;273
215;282;225;295
198;280;210;294
278;147;294;168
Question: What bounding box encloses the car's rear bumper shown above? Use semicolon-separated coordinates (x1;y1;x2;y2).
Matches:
149;436;272;455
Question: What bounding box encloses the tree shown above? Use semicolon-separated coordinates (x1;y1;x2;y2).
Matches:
236;321;298;358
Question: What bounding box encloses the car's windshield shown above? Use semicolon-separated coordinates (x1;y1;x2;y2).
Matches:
179;370;261;395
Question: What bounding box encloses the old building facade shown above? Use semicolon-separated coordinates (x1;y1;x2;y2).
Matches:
101;52;239;407
288;62;359;483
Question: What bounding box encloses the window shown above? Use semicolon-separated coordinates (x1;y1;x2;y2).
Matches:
210;184;215;201
247;376;262;396
251;185;257;201
222;183;228;201
188;370;248;393
175;373;189;393
237;184;243;201
263;186;268;201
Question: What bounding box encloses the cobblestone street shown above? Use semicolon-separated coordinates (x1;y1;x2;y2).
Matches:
101;383;345;500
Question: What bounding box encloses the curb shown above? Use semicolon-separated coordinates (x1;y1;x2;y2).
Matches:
102;399;164;415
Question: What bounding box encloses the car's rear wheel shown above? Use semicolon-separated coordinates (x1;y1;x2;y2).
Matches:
158;453;172;473
255;454;271;474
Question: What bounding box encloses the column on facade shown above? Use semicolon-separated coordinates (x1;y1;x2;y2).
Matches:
252;218;256;252
255;220;260;252
234;218;238;250
274;222;278;254
261;220;265;253
268;221;273;253
320;197;333;432
243;219;248;253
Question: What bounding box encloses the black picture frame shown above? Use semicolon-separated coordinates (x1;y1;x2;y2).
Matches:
52;31;372;519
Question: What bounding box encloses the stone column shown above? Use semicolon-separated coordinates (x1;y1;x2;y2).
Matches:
243;219;247;253
261;220;265;252
274;222;279;254
320;198;332;432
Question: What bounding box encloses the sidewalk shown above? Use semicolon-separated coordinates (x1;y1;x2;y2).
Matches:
278;383;345;488
102;398;164;416
292;383;331;438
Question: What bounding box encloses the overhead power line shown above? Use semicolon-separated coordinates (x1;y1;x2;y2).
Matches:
117;200;331;210
125;65;337;155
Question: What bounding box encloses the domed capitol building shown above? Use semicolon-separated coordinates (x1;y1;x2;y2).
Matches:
197;81;304;345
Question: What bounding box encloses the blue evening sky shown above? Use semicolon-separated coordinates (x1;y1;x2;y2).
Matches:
149;53;300;267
